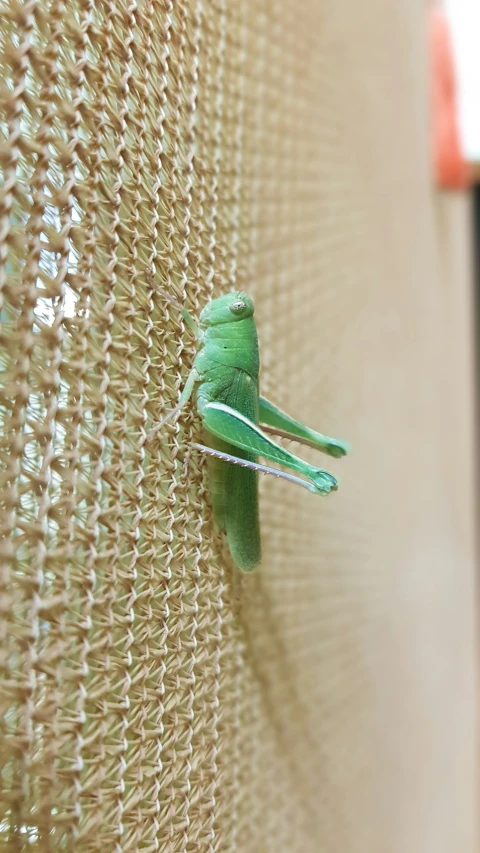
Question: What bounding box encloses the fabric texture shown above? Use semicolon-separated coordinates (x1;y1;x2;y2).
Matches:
0;0;477;851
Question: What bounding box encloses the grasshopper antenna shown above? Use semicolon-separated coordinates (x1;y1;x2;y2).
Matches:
152;286;199;337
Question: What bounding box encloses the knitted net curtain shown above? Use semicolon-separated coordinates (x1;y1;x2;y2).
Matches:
0;0;477;851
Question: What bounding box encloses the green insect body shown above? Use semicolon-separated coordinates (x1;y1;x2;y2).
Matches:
152;292;349;572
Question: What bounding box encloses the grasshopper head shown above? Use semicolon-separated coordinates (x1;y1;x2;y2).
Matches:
199;292;254;327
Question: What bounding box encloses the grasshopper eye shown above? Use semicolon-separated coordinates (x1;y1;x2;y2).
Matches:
229;299;246;315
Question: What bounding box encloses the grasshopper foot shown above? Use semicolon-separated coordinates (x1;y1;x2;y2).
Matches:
312;469;338;495
323;438;349;459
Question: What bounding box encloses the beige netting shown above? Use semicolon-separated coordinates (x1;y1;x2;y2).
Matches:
0;0;477;850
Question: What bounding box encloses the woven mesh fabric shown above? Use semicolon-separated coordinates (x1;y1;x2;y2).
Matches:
0;0;477;850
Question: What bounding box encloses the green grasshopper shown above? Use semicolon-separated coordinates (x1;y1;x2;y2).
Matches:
150;291;349;572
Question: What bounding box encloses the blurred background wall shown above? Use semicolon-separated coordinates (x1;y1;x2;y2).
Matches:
0;0;477;851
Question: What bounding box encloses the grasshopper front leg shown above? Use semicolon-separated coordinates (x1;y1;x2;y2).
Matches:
199;401;338;495
147;368;200;442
